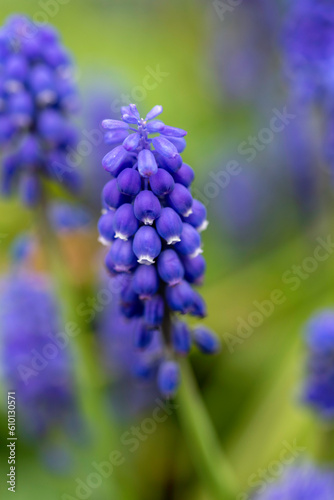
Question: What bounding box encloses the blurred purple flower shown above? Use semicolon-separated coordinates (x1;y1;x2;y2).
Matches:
0;272;78;440
0;15;80;206
254;464;334;500
284;0;334;102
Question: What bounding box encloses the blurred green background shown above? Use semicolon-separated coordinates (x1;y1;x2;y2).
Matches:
0;1;332;499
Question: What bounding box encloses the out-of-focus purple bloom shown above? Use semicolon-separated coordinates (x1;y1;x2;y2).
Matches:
253;464;334;500
98;105;220;397
0;16;80;206
302;311;334;420
211;1;280;104
0;273;78;440
49;202;92;233
284;0;334;102
283;2;334;168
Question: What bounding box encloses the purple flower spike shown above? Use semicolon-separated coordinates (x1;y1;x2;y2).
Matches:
145;105;163;121
133;226;161;265
185;200;208;232
0;15;80;205
156;207;183;245
172;322;192;355
129;104;140;120
174;223;202;258
158;249;184;286
134;320;154;350
149;168;175;196
134;190;161;225
158;361;180;398
144;295;164;327
152;136;178;159
102;179;131;210
102;145;130;176
193;327;220;354
113;204;138;241
98;103;217;397
133;265;159;299
167;183;193;218
138;149;158;178
98;211;115;245
117;168;141;196
188;289;207;318
173;163;195;188
105;239;137;273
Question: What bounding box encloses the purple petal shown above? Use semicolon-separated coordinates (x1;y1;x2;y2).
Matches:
122;114;138;124
161;126;187;138
102;145;129;175
129;104;140;120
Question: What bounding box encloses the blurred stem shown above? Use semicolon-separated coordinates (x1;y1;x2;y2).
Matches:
177;359;239;500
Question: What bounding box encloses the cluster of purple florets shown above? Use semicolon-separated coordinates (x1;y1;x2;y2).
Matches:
284;1;334;166
0;15;79;206
98;104;220;397
0;273;77;439
284;0;334;102
302;311;334;420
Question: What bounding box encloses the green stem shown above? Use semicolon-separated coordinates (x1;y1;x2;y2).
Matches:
177;359;239;500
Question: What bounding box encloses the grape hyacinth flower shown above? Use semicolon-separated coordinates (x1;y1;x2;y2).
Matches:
0;15;80;206
284;2;334;169
98;104;220;397
0;272;78;440
254;464;334;500
302;310;334;420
